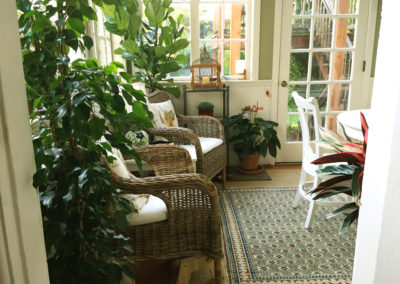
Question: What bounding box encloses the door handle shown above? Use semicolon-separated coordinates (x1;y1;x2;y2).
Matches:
281;81;288;87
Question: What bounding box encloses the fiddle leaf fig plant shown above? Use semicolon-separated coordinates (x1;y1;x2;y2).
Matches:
17;0;152;282
111;0;189;97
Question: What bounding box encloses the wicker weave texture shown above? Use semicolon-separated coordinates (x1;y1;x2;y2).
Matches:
111;146;223;282
147;90;227;186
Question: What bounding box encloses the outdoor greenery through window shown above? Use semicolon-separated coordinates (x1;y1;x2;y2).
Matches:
170;0;249;78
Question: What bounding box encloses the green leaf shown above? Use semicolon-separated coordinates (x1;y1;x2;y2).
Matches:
268;142;277;158
155;46;166;57
57;103;68;120
122;39;139;54
317;165;356;176
101;4;116;19
170;38;189;53
112;94;126;113
83;35;93;49
81;4;97;20
55;16;65;28
33;168;46;187
104;21;125;36
351;167;363;203
145;0;165;27
63;29;78;51
44;148;63;160
78;169;88;188
89;117;106;140
159;61;179;73
114;47;124;55
175;54;187;64
31;15;51;33
41;191;55;207
339;209;359;234
121;264;134;279
327;202;358;219
112;61;125;69
67;18;85;34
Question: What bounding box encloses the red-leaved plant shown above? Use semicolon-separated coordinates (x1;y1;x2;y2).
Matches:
310;113;368;233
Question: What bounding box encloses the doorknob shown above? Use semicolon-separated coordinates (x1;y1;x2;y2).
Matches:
281;81;288;87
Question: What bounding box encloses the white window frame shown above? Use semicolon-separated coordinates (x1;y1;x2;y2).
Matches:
172;0;260;81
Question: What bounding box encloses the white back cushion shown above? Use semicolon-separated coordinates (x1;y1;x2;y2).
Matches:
148;100;179;128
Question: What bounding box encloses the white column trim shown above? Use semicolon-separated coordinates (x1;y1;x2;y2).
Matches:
352;1;400;282
0;0;49;283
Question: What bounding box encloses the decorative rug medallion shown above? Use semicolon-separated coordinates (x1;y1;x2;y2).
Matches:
219;187;357;284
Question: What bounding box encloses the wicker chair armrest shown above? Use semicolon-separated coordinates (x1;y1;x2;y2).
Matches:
111;173;216;196
129;144;194;175
111;173;220;226
177;114;225;141
146;126;200;145
145;127;203;162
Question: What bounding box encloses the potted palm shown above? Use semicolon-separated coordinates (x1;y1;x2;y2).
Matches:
197;102;214;116
226;104;281;174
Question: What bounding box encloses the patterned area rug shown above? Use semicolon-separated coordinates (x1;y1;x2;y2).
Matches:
219;187;357;284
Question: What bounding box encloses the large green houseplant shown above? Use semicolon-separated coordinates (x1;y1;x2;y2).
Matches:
111;0;189;97
18;0;152;282
226;104;281;173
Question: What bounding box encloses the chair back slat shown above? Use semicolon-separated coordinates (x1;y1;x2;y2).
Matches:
292;92;322;177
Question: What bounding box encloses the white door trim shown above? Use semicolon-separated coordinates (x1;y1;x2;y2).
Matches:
0;0;49;282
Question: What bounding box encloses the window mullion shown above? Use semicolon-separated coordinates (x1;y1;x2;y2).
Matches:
221;1;225;76
191;0;200;63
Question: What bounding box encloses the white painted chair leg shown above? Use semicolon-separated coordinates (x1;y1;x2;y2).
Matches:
293;167;307;208
292;190;302;208
305;201;317;229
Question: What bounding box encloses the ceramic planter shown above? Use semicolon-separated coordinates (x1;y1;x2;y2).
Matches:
198;109;214;116
237;154;264;174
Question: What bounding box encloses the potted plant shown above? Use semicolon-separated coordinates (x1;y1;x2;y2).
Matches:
111;0;189;97
226;103;281;174
197;101;214;116
18;0;153;282
309;113;368;233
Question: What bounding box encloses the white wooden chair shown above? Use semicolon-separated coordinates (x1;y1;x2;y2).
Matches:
291;92;352;228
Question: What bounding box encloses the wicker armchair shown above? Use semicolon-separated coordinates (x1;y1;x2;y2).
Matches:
111;144;224;283
147;90;227;187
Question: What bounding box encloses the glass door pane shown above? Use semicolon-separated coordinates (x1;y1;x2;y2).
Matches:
286;0;360;142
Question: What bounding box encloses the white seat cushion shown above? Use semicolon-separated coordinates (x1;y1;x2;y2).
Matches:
180;137;224;162
126;195;167;226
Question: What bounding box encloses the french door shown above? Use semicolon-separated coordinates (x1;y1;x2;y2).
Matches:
276;0;372;162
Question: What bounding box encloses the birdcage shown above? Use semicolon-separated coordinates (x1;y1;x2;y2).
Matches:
190;45;222;89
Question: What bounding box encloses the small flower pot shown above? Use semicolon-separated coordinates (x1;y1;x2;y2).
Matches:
198;109;214;116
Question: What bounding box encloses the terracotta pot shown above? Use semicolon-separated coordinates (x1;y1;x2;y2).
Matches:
238;154;260;171
198;109;213;116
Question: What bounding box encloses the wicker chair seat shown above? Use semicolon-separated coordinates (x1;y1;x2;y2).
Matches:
180;137;223;161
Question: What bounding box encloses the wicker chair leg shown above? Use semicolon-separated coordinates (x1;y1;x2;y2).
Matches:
214;257;225;284
221;168;227;188
175;255;215;284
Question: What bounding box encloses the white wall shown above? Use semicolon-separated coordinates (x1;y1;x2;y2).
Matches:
352;1;400;283
0;0;49;283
